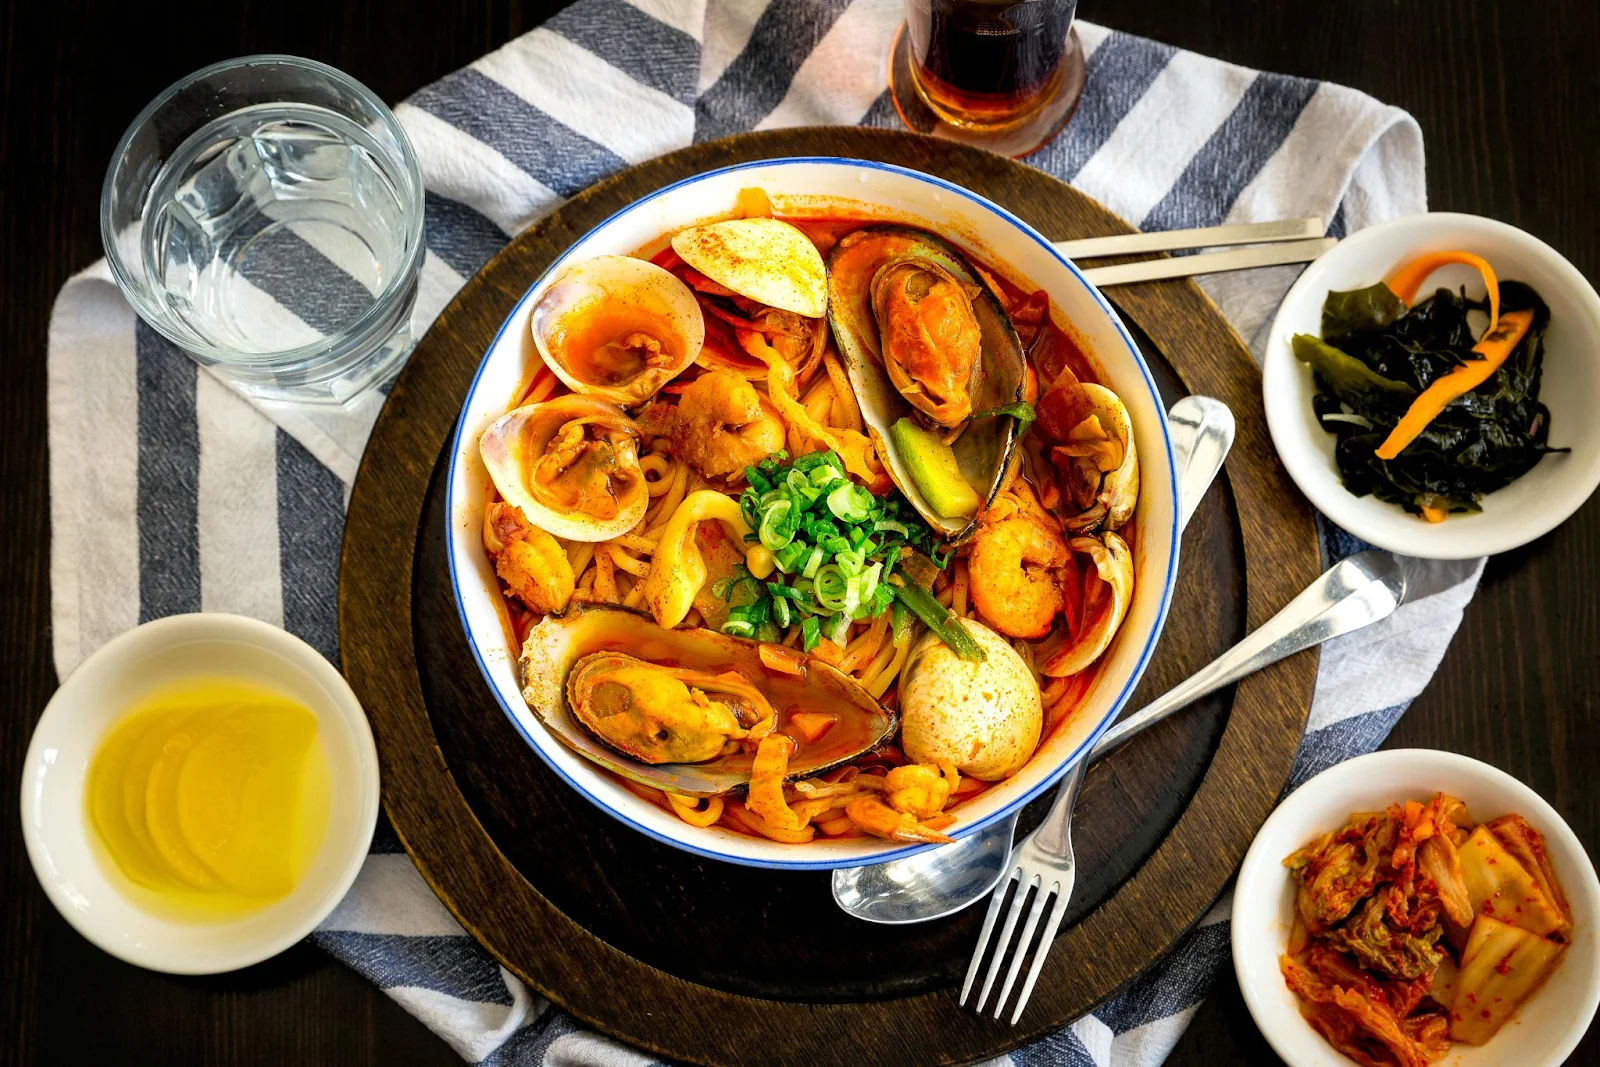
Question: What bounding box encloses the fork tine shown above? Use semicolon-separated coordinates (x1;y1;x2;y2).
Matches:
1008;888;1072;1023
959;866;1018;1006
974;874;1037;1013
991;878;1054;1019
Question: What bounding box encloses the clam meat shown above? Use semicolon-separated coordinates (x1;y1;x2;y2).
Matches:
530;255;704;407
479;394;649;542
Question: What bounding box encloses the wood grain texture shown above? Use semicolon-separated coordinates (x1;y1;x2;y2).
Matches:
338;126;1321;1065
5;1;1598;1065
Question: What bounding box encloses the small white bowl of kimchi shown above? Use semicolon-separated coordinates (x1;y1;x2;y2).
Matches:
1233;748;1600;1067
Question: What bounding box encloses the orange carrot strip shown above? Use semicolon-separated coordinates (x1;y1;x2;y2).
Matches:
1374;310;1534;460
787;711;837;744
1385;250;1499;334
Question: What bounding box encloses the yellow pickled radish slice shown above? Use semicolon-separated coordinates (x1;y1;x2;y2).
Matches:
120;705;207;859
176;703;318;897
86;707;186;890
144;706;233;891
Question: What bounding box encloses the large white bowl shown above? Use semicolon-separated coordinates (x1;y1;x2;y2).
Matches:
446;157;1180;870
1262;212;1600;559
20;614;380;973
1233;749;1600;1067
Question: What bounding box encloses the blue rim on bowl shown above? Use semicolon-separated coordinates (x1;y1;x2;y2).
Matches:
445;157;1180;870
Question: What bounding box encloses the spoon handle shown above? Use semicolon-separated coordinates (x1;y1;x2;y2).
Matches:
1093;550;1405;757
1031;550;1407;857
1166;396;1235;535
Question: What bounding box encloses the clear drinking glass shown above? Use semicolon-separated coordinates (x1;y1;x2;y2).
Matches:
889;0;1086;158
101;55;425;405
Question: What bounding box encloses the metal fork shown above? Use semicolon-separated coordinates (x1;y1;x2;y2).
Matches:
959;549;1409;1022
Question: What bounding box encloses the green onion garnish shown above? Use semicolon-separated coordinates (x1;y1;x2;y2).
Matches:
716;448;952;654
887;574;986;661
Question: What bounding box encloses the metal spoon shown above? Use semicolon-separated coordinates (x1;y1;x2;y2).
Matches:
831;396;1237;924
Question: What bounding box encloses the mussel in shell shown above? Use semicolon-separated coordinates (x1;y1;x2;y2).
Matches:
530;255;704;406
479;394;649;542
827;227;1029;541
871;256;984;427
520;607;898;797
566;652;775;765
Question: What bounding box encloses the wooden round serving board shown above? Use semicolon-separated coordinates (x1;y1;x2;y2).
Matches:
340;127;1321;1066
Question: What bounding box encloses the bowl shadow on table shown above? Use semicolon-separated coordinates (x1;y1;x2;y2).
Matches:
409;326;1246;1004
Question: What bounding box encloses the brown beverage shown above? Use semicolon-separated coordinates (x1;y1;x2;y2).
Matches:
904;0;1079;127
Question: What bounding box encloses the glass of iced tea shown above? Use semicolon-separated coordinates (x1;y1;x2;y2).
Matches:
889;0;1085;158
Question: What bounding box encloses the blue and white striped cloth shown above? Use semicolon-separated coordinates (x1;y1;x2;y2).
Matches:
48;2;1481;1063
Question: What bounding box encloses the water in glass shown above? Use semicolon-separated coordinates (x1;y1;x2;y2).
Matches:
143;102;414;359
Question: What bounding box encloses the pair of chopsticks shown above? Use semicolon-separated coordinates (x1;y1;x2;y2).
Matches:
1058;218;1335;287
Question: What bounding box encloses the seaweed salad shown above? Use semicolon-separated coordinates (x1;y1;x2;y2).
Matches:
1293;252;1563;521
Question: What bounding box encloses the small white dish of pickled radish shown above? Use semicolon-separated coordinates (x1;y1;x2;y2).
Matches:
19;613;379;974
1232;748;1600;1067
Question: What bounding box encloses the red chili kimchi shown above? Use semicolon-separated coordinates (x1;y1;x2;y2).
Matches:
1280;792;1571;1065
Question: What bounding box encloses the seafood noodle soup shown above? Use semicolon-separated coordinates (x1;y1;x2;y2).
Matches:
456;171;1170;858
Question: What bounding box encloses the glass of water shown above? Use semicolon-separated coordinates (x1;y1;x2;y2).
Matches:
101;55;425;405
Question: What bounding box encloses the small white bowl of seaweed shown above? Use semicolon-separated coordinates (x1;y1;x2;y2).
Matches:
1263;212;1600;559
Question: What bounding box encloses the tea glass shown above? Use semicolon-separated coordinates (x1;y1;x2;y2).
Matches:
889;0;1086;158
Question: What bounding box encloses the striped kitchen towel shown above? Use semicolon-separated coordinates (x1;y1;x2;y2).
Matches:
47;1;1481;1064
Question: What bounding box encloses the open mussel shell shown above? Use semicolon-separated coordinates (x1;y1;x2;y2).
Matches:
478;394;649;542
827;227;1028;542
519;607;898;798
530;255;704;407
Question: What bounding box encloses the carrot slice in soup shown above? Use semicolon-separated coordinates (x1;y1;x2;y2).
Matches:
1374;309;1534;460
1384;250;1500;334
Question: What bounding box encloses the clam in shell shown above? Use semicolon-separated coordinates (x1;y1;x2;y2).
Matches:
519;607;898;797
1039;531;1134;677
479;394;649;542
1059;383;1140;533
530;255;704;407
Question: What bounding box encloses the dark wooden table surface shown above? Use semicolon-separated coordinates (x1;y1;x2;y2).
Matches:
3;1;1596;1064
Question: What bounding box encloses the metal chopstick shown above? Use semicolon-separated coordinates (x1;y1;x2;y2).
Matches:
1054;217;1324;259
1078;237;1337;287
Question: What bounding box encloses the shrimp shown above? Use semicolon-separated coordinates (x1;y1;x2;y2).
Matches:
844;795;954;844
484;501;575;615
966;508;1070;640
641;369;786;482
884;763;958;819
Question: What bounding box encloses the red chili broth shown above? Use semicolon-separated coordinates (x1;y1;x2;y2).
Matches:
486;211;1127;841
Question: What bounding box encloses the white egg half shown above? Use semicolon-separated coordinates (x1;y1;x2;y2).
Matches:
898;618;1042;781
670;217;827;319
